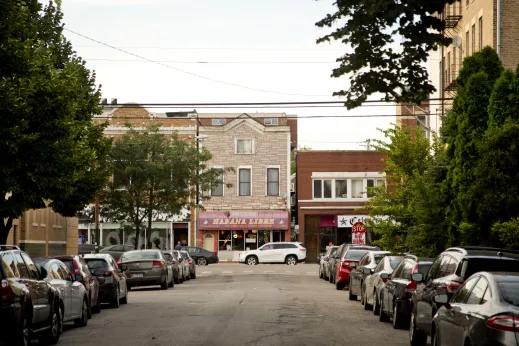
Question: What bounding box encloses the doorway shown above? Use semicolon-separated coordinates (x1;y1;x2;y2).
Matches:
203;231;215;251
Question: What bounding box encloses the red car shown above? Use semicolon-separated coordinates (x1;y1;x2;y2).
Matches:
335;247;376;290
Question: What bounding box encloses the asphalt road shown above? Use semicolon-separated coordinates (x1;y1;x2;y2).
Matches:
56;263;410;346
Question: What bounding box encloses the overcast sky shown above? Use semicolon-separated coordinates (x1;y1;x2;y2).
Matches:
61;0;400;150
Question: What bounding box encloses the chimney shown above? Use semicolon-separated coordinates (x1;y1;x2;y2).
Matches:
101;98;108;105
111;98;118;105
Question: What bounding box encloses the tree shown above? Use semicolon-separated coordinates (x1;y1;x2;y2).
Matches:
0;0;112;244
291;145;312;175
365;125;431;253
98;125;228;249
316;0;455;109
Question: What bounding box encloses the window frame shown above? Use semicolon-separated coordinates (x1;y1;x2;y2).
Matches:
211;118;225;126
266;166;280;196
235;138;254;155
237;166;252;196
478;17;483;50
311;177;386;201
471;24;476;54
211;166;225;197
264;118;278;126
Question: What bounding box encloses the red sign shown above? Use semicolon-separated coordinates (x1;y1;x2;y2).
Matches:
352;222;366;233
199;211;289;230
352;221;366;244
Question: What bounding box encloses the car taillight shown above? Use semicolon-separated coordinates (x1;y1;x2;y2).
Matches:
341;261;351;268
299;247;306;252
101;271;113;277
188;259;193;264
405;280;417;297
72;260;81;274
152;260;164;268
212;252;218;257
0;279;13;302
381;273;392;283
412;264;419;274
117;261;123;269
486;315;518;332
443;281;462;294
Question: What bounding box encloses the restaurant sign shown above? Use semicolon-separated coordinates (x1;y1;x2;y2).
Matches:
199;211;289;230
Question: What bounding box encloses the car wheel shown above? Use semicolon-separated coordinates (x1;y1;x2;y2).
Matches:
161;277;169;290
197;257;208;266
393;300;404;329
74;298;89;327
41;305;60;345
431;326;440;346
92;294;101;314
409;311;427;346
191;271;196;279
336;281;345;290
246;256;258;265
373;290;380;315
120;287;128;304
87;293;92;319
328;273;333;283
348;281;357;301
379;294;390;322
286;255;297;265
363;285;372;310
13;310;30;346
111;287;120;308
319;266;323;279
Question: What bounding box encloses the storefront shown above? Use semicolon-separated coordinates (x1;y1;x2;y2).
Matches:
198;211;290;261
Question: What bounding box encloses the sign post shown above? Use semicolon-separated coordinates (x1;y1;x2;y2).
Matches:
352;221;367;245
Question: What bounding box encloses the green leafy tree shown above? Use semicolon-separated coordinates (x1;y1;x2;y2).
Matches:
315;0;454;108
365;125;431;253
491;218;519;250
0;0;112;244
98;125;229;249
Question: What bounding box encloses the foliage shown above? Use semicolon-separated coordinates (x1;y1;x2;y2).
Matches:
0;0;112;243
491;218;519;250
291;145;312;175
315;0;455;109
98;124;229;249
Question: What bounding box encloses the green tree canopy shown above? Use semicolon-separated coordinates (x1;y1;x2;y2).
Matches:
0;0;111;243
316;0;455;108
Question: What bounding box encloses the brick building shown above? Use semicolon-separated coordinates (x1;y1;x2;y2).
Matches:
296;151;386;262
196;113;297;261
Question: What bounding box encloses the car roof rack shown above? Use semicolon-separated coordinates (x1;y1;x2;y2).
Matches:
445;246;519;256
0;245;21;251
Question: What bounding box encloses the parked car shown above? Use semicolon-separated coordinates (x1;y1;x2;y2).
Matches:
348;250;391;302
34;258;90;329
409;246;519;346
0;246;62;346
174;250;190;282
83;254;129;307
238;242;307;265
118;250;172;290
162;251;180;285
99;244;135;261
319;246;338;281
181;246;219;266
334;245;379;290
363;255;405;315
378;255;432;329
53;254;100;317
180;250;197;279
432;271;519;346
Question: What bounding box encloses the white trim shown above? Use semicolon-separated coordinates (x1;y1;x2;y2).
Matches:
235;138;255;155
52;225;63;229
19;240;46;244
237;166;253;196
311;172;385;178
265;165;281;196
300;206;365;210
103;126;195;136
48;241;67;244
32;223;38;227
210;165;225;197
287;133;291;212
187;219;191;246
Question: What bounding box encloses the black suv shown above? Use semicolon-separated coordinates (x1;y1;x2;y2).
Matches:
0;245;62;345
409;246;519;346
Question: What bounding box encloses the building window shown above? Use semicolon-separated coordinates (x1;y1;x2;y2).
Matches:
212;118;225;126
335;180;347;198
351;179;363;198
479;17;483;50
471;24;475;53
264;118;278;125
323;180;332;198
466;31;469;56
236;139;253;154
211;168;224;196
232;231;245;250
367;178;385;198
267;168;279;196
313;180;322;198
219;230;232;250
238;168;251;196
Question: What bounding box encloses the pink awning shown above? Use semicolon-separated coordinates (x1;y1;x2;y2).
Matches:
199;211;289;230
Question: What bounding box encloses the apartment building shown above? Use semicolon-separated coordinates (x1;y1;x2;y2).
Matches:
196;113;297;261
296;151;386;262
395;101;431;139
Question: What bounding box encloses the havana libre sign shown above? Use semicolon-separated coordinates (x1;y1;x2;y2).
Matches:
211;218;276;226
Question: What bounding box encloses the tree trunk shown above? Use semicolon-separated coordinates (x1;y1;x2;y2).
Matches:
0;217;13;245
147;184;154;250
135;224;140;250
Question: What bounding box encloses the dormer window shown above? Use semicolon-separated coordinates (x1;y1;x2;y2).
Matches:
212;118;225;126
264;118;278;125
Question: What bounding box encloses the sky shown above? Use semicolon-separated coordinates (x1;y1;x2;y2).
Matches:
60;0;399;150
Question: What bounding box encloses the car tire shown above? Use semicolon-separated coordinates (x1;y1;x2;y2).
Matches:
329;273;333;283
40;304;60;345
120;289;128;304
111;288;120;308
348;281;357;301
92;294;101;314
431;326;440;346
74;298;89;327
191;271;196;279
393;300;405;329
13;309;31;346
286;255;297;266
161;278;168;290
373;290;380;315
87;293;92;319
409;311;427;346
336;281;345;290
363;285;372;310
246;256;258;266
197;257;208;266
379;294;390;322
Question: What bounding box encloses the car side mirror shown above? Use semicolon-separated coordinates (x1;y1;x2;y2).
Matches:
380;273;389;280
75;274;84;282
434;294;449;305
411;273;423;283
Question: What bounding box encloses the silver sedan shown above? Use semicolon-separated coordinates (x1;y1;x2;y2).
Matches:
119;250;172;290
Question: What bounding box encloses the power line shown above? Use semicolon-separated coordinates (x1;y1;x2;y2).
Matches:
100;104;444;110
76;45;345;51
94;114;414;119
85;58;337;64
64;28;331;97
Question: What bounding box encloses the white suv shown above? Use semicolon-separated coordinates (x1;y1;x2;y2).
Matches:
238;242;307;265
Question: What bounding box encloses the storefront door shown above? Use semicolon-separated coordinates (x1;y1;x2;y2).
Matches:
203;232;215;251
304;215;320;263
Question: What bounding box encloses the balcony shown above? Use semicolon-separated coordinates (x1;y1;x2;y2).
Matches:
444;2;462;28
444;64;460;92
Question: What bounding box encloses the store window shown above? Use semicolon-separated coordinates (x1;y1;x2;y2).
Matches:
232;230;245;250
351;179;363;198
219;230;232;251
244;230;258;250
258;230;270;247
273;231;285;242
335;180;347;198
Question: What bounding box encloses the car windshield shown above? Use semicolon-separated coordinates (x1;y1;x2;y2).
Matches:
344;250;369;260
462;258;519;278
418;263;432;275
374;253;388;264
60;259;74;273
163;253;173;261
389;256;404;269
84;259;109;273
120;251;160;261
497;280;519;307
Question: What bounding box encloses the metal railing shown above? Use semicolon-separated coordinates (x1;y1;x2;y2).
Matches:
444;64;460;91
444;1;462;28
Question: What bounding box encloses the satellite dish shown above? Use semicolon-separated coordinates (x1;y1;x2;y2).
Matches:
452;36;462;48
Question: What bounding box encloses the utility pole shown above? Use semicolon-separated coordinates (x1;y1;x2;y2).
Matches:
94;199;100;253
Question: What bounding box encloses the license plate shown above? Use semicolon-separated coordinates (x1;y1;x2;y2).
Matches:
133;273;143;278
